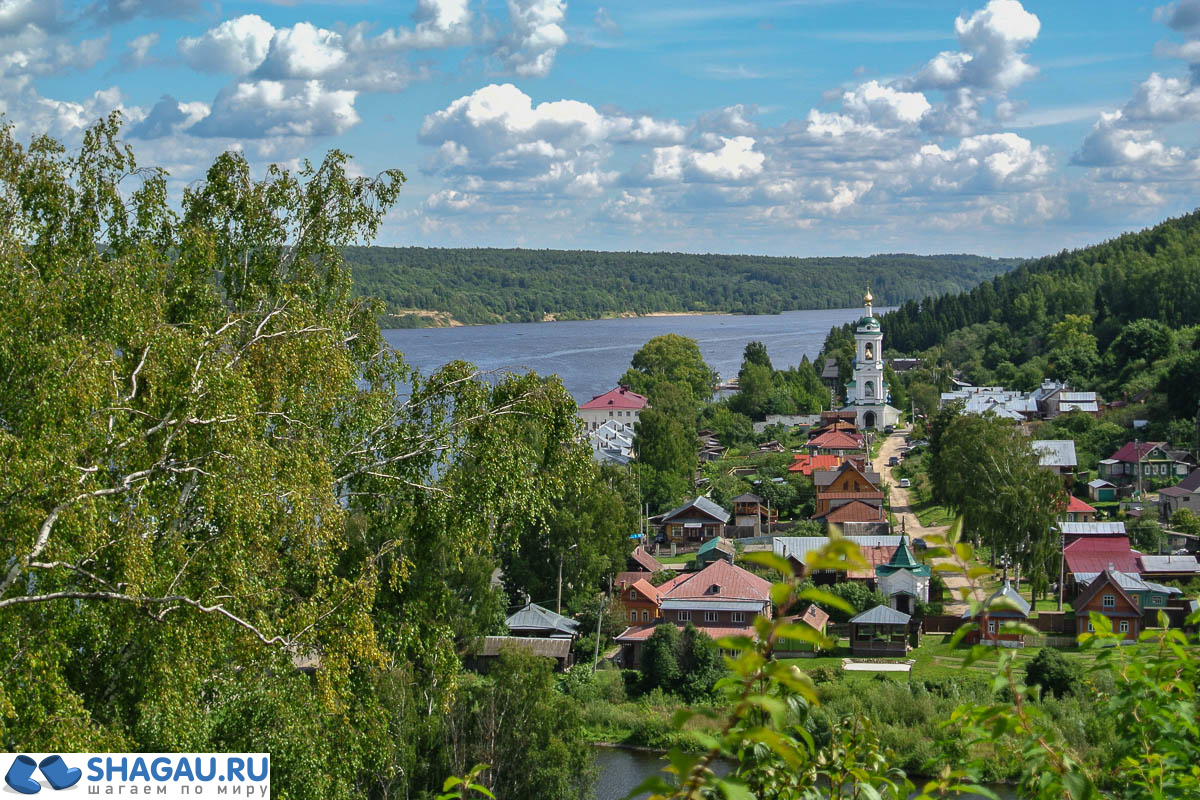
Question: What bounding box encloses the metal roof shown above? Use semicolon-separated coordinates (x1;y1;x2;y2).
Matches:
1075;570;1148;593
505;603;580;635
979;581;1031;617
1138;554;1200;573
1033;440;1077;468
660;599;764;611
1088;478;1116;487
1059;521;1126;535
849;604;911;626
773;536;901;562
662;496;731;524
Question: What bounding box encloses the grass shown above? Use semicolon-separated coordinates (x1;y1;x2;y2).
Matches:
779;633;1097;682
912;499;956;528
655;554;695;567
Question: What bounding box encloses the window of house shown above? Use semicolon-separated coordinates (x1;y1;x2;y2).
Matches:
642;610;649;622
629;610;637;622
678;611;690;622
987;620;996;633
704;611;718;623
1120;620;1130;633
1102;594;1115;608
1087;621;1095;632
731;612;745;623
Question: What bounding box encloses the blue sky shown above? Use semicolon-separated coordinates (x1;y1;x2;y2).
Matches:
4;1;1200;257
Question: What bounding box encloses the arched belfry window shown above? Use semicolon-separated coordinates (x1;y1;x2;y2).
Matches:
865;343;874;361
865;381;875;398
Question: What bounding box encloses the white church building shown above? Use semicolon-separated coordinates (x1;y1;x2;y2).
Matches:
841;288;902;430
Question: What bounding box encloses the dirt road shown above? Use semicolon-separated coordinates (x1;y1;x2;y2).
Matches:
871;428;982;613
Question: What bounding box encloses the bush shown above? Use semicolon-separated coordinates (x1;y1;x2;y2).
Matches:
1026;647;1083;699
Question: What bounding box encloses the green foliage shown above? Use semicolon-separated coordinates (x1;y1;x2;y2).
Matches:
1162;350;1200;419
444;646;596;800
930;411;1065;597
641;624;683;694
1025;647;1083;699
1170;508;1200;536
620;334;717;402
0;117;625;800
1126;516;1165;553
346;247;1019;324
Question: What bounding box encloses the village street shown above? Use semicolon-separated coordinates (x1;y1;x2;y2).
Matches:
871;428;983;614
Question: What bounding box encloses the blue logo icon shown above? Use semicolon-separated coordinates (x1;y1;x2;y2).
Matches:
5;755;82;794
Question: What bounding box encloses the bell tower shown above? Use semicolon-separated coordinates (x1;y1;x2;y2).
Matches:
845;286;888;429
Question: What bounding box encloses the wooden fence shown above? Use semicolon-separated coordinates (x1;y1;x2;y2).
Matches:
922;614;963;634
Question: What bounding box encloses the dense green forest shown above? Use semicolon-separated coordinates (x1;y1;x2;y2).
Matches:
822;211;1200;419
344;246;1019;325
877;210;1200;374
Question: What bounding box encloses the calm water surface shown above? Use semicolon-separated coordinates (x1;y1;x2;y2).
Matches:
382;307;890;404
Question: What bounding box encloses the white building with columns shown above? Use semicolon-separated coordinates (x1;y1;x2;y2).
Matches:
842;289;902;430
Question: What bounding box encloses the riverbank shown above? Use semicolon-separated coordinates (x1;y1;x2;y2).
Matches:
389;308;736;328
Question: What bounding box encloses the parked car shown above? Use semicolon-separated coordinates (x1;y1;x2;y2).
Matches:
887;456;899;466
884;425;895;434
899;478;911;488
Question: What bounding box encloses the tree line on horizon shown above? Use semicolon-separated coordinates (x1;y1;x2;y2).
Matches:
344;245;1020;325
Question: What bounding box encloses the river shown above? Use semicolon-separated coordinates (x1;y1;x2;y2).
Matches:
381;307;890;404
592;746;1017;800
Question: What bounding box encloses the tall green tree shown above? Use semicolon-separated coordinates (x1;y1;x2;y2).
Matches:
0;116;597;798
620;334;717;402
932;413;1066;596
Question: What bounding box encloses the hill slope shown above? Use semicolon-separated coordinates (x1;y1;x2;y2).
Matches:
880;210;1200;356
344;247;1019;326
832;210;1200;434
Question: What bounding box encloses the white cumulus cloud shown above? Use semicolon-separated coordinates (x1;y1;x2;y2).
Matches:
179;15;276;75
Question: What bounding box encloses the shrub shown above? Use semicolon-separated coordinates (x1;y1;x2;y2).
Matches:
1025;647;1083;698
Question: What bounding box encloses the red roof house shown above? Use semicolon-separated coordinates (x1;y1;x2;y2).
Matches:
1062;496;1097;523
806;430;864;453
615;560;772;667
578;386;649;431
788;453;843;475
1063;536;1139;593
814;499;886;523
579;386;649;411
628;545;665;574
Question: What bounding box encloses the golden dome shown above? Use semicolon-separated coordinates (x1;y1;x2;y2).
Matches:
864;287;873;304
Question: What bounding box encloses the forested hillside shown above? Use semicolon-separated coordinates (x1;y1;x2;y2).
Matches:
344;246;1019;325
880;210;1200;359
819;210;1200;453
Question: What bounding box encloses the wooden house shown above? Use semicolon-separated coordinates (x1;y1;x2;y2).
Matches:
1159;469;1200;518
505;602;581;638
1061;496;1097;523
659;496;731;543
806;429;865;456
1074;567;1142;640
467;636;572;673
813;461;883;519
615;560;771;668
617;577;662;625
779;604;831;654
849;605;912;657
731;493;778;535
962;581;1031;646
